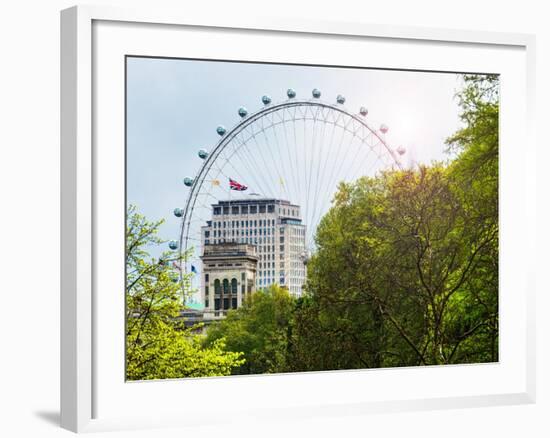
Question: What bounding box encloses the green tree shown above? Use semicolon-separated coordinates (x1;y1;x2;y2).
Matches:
445;74;499;362
301;165;497;367
126;205;244;380
204;285;294;375
295;74;499;368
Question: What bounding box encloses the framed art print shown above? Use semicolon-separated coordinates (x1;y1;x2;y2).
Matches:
61;5;536;433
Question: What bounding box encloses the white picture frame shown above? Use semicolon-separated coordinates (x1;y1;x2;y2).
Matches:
60;5;536;433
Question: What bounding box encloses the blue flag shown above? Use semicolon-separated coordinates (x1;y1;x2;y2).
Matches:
191;265;198;274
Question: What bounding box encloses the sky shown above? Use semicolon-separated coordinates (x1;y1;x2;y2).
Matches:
126;56;470;260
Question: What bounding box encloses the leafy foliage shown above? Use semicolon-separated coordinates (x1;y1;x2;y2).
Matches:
126;205;244;380
299;163;497;367
204;285;294;375
290;74;499;368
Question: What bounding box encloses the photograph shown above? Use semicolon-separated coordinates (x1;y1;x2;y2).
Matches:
0;0;544;435
125;56;499;381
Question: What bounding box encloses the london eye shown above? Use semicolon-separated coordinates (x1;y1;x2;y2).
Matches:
169;88;406;296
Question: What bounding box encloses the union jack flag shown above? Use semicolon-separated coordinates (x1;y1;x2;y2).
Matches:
229;178;248;191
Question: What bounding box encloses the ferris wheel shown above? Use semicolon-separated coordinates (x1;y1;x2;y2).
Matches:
168;88;405;294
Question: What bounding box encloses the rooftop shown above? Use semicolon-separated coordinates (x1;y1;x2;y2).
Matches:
212;198;299;208
201;242;259;259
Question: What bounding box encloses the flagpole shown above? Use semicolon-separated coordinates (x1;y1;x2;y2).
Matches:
228;177;231;203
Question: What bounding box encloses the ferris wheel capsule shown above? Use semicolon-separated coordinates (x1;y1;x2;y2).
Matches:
359;107;368;116
216;126;226;136
168;240;178;250
173;207;184;217
396;146;406;155
238;107;248;118
336;95;346;104
183;177;194;187
198;149;208;159
262;95;272;105
312;88;321;98
287;88;296;99
380;124;389;134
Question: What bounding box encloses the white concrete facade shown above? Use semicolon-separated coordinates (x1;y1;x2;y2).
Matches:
200;243;258;319
201;198;307;300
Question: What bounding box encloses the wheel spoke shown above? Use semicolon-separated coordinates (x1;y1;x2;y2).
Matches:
178;100;400;289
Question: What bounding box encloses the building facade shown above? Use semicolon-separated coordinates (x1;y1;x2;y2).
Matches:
201;242;258;319
200;198;307;305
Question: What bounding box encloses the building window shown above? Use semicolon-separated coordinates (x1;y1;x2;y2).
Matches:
231;278;238;294
232;206;239;214
223;279;229;295
205;274;209;283
205;286;209;295
214;279;221;295
223;298;230;309
250;205;257;214
241;284;245;294
214;207;221;215
232;298;238;309
205;299;209;307
242;206;248;214
241;272;245;281
259;205;266;213
280;236;284;243
214;298;220;310
280;245;285;252
268;204;275;213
